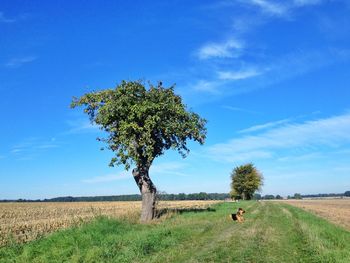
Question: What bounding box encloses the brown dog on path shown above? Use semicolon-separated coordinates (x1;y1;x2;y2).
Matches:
231;208;245;222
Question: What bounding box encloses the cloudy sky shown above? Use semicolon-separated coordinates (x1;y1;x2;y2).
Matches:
1;0;349;199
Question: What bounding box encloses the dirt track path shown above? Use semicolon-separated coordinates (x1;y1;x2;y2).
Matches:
173;201;350;263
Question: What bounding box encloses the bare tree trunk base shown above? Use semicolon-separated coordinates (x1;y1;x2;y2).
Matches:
133;167;157;222
140;190;156;223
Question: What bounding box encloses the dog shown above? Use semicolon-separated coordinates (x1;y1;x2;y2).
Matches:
231;208;245;222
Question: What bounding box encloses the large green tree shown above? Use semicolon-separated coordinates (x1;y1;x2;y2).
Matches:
230;163;263;200
71;81;207;222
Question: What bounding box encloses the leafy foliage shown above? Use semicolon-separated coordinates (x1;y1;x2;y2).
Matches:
293;193;302;199
263;195;275;200
253;193;262;200
71;80;207;170
230;163;263;200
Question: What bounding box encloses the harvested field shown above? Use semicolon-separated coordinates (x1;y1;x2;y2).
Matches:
0;200;220;246
280;199;350;230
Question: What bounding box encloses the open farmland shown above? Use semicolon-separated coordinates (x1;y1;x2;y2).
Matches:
280;199;350;230
1;201;350;263
0;200;220;246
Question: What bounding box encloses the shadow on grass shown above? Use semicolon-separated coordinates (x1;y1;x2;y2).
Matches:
156;207;216;218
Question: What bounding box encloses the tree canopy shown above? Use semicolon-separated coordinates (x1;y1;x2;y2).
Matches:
71;80;207;221
230;163;263;200
71;80;206;170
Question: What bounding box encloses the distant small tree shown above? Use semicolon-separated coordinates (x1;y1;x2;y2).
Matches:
229;189;241;200
294;193;302;199
344;191;350;197
230;163;263;200
275;194;283;200
178;193;186;200
71;80;206;222
263;194;275;200
253;193;262;200
198;192;208;200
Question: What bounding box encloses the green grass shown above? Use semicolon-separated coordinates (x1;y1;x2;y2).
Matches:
1;201;350;263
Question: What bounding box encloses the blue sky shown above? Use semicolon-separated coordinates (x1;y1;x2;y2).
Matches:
1;0;349;199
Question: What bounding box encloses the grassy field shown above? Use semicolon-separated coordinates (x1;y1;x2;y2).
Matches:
0;200;220;246
1;201;350;263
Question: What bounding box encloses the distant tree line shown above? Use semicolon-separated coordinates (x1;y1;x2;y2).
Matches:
157;192;229;201
1;191;348;203
297;192;349;198
253;191;350;200
252;194;283;200
0;192;230;203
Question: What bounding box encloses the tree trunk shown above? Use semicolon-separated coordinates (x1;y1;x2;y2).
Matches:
132;167;157;222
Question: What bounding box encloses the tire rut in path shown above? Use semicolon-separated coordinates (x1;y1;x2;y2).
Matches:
183;202;259;262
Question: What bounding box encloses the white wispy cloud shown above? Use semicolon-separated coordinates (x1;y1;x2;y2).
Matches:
238;118;290;133
0;12;30;23
264;48;350;85
66;119;100;134
243;0;326;17
276;152;325;162
293;0;324;6
36;144;59;149
196;39;243;60
82;173;131;184
222;106;261;115
82;161;188;184
190;48;350;95
11;137;60;159
4;56;37;68
11;148;24;153
333;166;350;172
262;165;350;195
207;112;350;163
189;0;346;98
150;161;189;177
218;68;263;80
192;80;221;94
0;12;16;23
246;0;288;16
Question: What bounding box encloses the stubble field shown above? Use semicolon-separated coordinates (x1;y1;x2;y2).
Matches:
280;199;350;230
0;200;220;246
